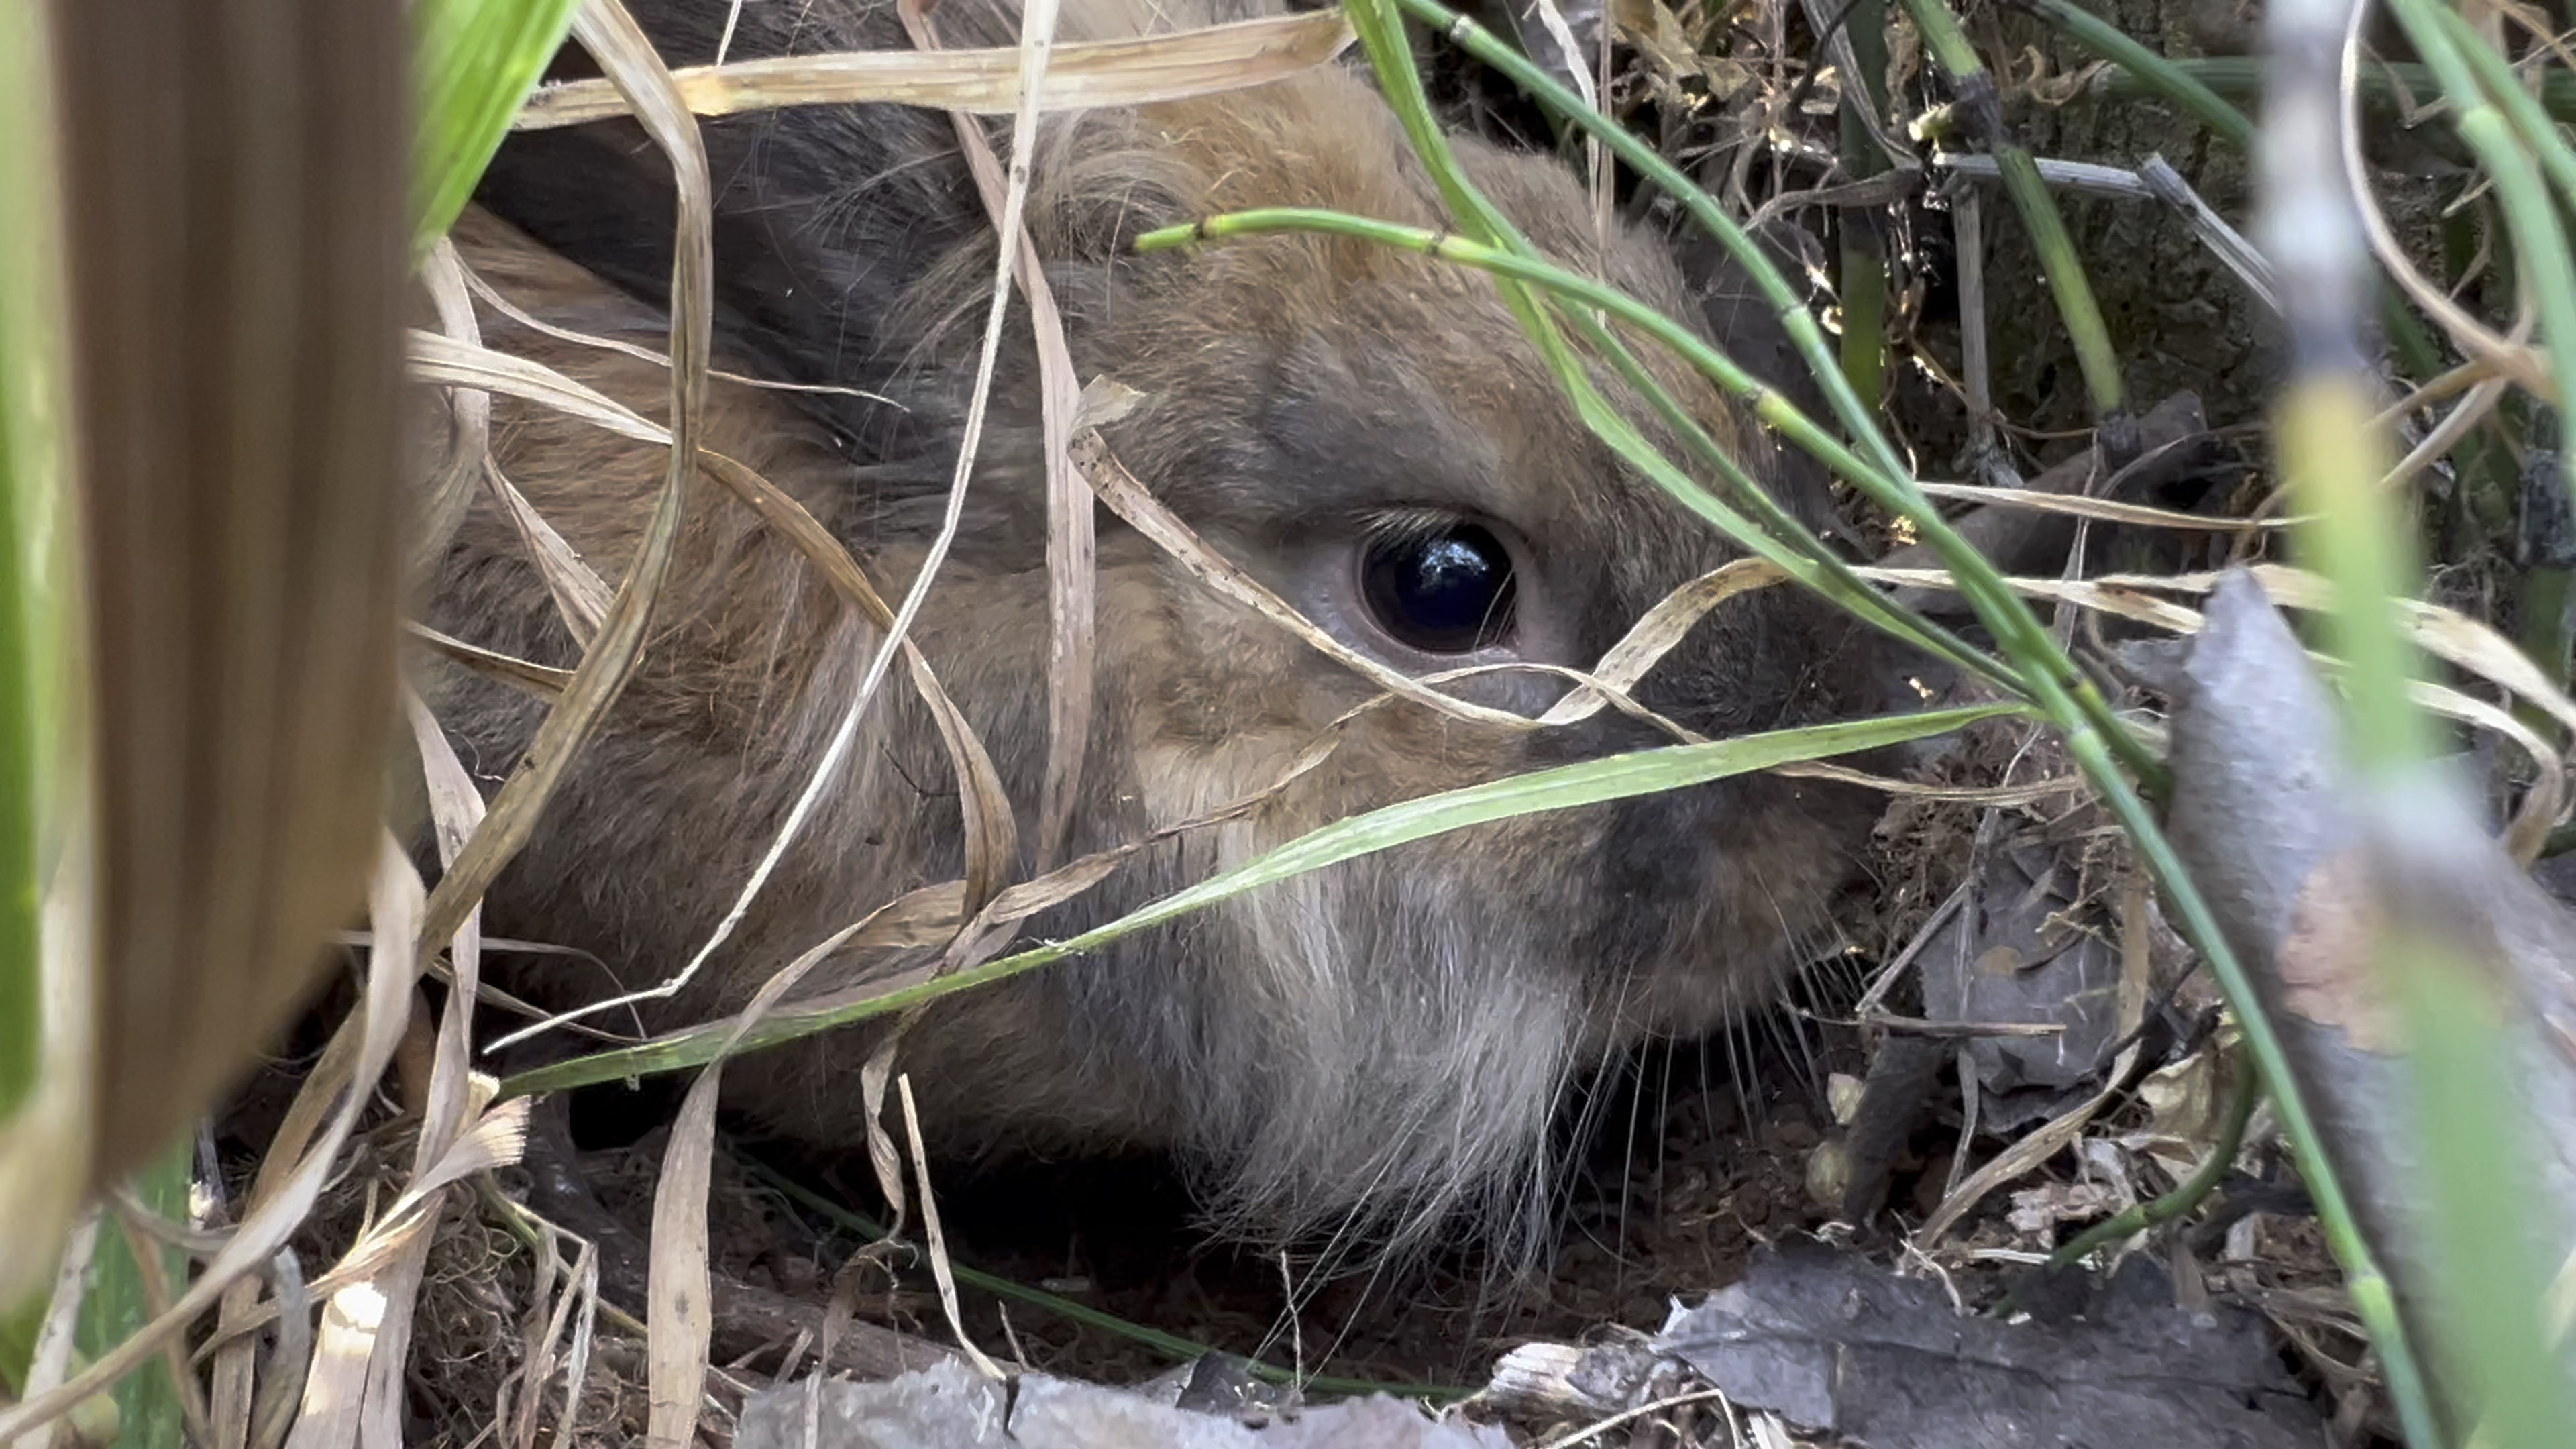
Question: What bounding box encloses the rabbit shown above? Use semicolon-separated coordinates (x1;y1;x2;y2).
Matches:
413;0;1888;1259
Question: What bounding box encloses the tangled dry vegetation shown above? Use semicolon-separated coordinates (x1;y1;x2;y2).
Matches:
15;0;2576;1444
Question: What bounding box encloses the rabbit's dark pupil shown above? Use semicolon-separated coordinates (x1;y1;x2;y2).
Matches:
1362;524;1517;654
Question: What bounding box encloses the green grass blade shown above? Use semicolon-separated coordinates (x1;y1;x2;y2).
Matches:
1837;0;1892;407
412;0;583;254
0;0;52;1129
501;702;2024;1097
76;1138;191;1449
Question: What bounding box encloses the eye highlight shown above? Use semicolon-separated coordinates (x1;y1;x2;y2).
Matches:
1358;520;1519;655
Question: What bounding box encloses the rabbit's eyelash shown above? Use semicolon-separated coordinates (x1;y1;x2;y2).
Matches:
1356;506;1480;548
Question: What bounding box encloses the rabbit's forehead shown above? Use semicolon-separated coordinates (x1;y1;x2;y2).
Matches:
1231;276;1721;524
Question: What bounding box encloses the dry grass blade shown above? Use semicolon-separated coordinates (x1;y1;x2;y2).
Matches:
409;329;662;441
281;1283;380;1449
504;1232;598;1449
689;464;1017;902
643;893;896;1449
458;259;903;408
645;1067;717;1449
282;696;502;1449
1069;400;1534;730
527;0;1071;1067
17;1209;103;1449
416;239;493;580
899;1076;1004;1379
1772;759;2084;805
1911;480;2286;533
1858;562;2576;737
898;0;1095;874
471;439;1020;1051
56;0;409;1193
413;0;715;956
403;621;576;701
1537;559;1785;725
2335;4;2554;399
1852;561;2571;848
484;460;612;647
0;838;425;1442
513;8;1352;127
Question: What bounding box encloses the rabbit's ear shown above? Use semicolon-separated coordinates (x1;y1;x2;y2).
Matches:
473;0;988;444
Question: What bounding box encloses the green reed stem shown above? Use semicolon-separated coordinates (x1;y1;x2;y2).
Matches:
2287;369;2567;1449
2263;0;2547;1427
411;0;584;256
1838;0;1892;407
2037;1049;2261;1277
1899;0;2124;418
2094;52;2576;129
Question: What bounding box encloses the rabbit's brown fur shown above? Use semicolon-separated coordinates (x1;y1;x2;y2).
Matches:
418;0;1883;1254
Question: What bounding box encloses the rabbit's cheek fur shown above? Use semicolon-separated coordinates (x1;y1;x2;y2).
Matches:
418;0;1889;1256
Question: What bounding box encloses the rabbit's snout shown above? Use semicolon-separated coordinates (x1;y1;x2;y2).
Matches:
417;0;1886;1255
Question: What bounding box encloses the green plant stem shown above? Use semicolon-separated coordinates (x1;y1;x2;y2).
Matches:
2286;371;2567;1445
740;1157;1468;1401
1898;0;2124;418
1837;0;1892;407
2041;1048;2261;1277
1338;0;1998;692
2094;52;2576;129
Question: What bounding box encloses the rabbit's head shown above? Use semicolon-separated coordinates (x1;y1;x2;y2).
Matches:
425;0;1887;1257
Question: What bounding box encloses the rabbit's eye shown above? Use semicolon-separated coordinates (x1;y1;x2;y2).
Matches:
1359;523;1518;655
